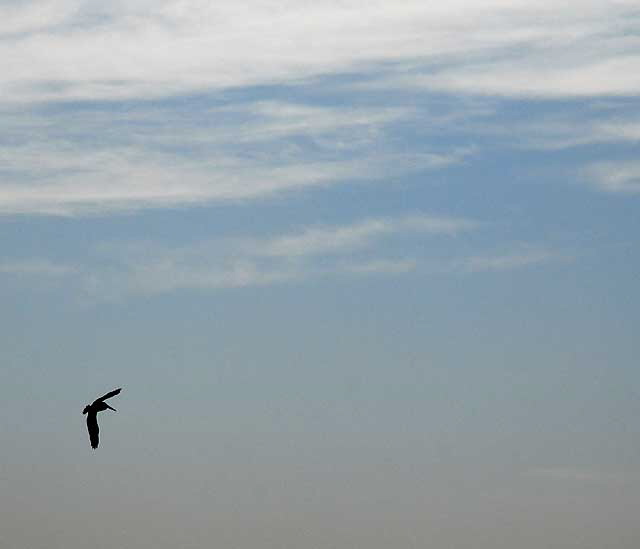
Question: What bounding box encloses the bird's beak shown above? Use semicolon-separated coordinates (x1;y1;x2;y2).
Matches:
106;404;117;412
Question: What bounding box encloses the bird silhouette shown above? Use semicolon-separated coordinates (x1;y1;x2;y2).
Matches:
82;388;122;449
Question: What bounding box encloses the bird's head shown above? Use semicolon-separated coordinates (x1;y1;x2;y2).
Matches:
82;405;90;415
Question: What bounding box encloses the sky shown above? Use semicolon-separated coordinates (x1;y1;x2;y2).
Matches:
0;1;639;547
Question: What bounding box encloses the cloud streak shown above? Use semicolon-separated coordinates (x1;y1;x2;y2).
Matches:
0;96;472;216
261;216;476;258
1;217;574;302
0;150;467;216
459;249;566;273
0;1;638;103
586;160;640;193
81;213;476;299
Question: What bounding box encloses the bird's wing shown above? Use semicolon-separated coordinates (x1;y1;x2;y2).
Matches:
86;411;99;449
94;388;122;404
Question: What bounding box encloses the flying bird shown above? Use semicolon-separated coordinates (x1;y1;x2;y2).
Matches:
82;388;122;449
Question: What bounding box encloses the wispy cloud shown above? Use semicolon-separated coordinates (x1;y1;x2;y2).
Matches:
462;109;640;151
459;248;567;273
260;216;475;258
362;6;640;99
585;160;640;193
0;97;472;216
3;219;574;301
340;258;418;275
0;150;468;216
224;102;412;145
0;1;637;103
81;213;476;299
418;52;640;99
1;2;637;219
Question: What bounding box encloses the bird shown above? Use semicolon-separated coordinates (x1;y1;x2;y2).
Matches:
82;388;122;449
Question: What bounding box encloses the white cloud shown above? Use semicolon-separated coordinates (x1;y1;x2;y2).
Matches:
359;4;640;98
420;52;640;99
460;249;564;273
465;111;640;151
0;97;473;216
340;259;418;275
0;150;467;216
591;118;640;143
82;213;475;299
261;215;475;258
0;0;81;36
0;1;637;103
229;102;412;144
2;2;636;219
4;220;571;300
586;161;640;193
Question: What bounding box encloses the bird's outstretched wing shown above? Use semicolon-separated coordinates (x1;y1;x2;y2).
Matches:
86;411;99;449
93;388;122;404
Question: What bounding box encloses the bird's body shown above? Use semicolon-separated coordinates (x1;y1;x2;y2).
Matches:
83;388;122;449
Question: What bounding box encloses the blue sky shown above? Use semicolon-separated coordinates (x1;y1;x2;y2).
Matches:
1;2;639;548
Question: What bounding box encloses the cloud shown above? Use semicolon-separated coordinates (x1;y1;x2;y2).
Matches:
358;4;640;98
459;249;565;273
0;0;81;36
0;150;467;216
0;1;638;103
418;53;640;99
4;219;571;301
340;259;418;275
588;117;640;144
81;213;475;299
585;161;640;193
226;102;412;145
2;3;637;219
461;108;640;151
0;95;473;216
260;216;476;258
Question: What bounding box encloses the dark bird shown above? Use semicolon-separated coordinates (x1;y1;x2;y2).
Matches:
82;388;122;449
